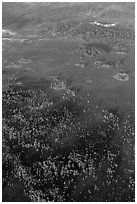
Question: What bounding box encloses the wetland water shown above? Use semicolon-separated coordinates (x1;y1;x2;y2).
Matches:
3;36;134;111
2;3;135;201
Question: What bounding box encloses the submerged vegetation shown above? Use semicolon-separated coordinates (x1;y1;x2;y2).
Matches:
114;72;129;81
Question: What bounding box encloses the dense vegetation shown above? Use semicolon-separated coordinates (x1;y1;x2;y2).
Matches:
2;76;135;202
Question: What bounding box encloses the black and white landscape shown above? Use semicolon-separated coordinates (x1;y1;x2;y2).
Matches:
2;2;135;202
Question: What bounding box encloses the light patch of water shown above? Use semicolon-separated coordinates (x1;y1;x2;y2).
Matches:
5;64;22;69
86;80;93;83
75;63;81;66
90;21;118;27
16;81;23;86
75;63;84;68
2;29;16;35
115;51;127;55
2;38;31;43
2;38;13;41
